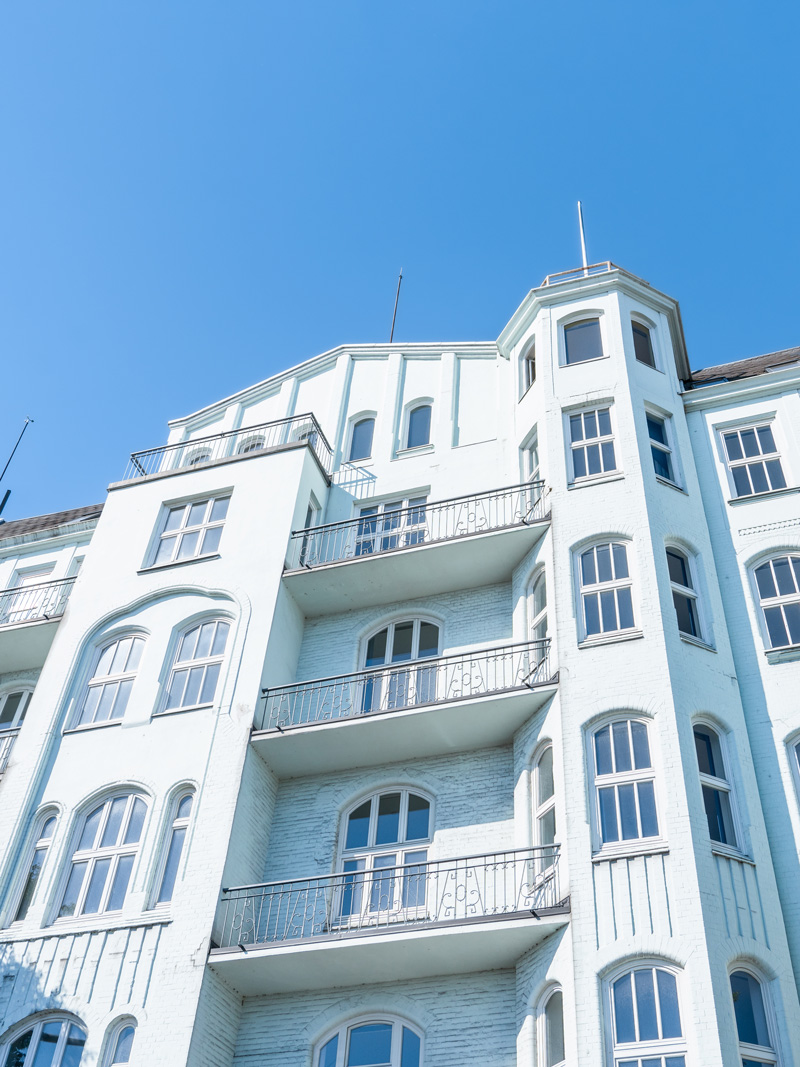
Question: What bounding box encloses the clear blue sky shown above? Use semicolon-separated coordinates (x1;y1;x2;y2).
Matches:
2;1;799;520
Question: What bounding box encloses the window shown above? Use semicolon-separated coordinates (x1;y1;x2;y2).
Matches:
564;318;603;364
186;448;212;467
236;435;265;454
156;792;194;904
316;1019;422;1067
533;746;556;877
541;989;565;1067
339;790;431;920
0;688;33;732
355;497;428;556
666;549;701;639
632;322;656;368
2;1017;87;1067
152;494;230;566
754;555;800;649
163;620;230;711
730;970;777;1065
647;414;676;483
522;340;536;394
529;572;548;643
13;814;57;922
694;727;738;848
1;566;55;625
611;966;685;1066
105;1023;135;1066
349;417;375;462
723;424;787;498
74;636;144;727
579;542;635;638
524;433;541;483
569;407;616;479
57;793;147;918
592;719;659;847
406;404;432;449
361;619;440;712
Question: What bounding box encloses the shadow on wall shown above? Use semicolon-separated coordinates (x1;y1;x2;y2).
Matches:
0;962;88;1061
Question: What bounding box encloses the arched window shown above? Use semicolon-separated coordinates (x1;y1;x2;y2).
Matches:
236;435;265;454
406;404;432;449
57;793;147;918
155;791;194;904
349;417;375;462
693;726;738;847
186;448;211;467
522;340;536;394
610;965;685;1064
163;619;230;712
754;554;800;649
339;789;432;920
632;320;656;367
666;548;702;640
75;636;145;727
541;988;565;1067
0;688;33;732
730;970;776;1065
564;317;603;364
360;619;440;713
104;1021;135;1066
2;1016;87;1067
579;542;634;638
529;572;548;643
12;812;57;923
533;746;556;876
316;1019;422;1067
591;718;659;848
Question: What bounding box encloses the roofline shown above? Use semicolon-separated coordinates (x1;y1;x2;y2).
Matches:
681;362;800;410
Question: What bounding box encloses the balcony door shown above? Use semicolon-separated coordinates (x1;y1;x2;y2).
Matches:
354;497;427;557
1;567;55;625
360;619;440;714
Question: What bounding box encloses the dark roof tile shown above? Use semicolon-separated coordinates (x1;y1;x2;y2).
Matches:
0;503;104;542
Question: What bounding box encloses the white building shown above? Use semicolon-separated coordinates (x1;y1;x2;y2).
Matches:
1;261;799;1067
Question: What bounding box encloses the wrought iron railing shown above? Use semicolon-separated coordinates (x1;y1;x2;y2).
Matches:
0;730;19;775
214;845;563;949
540;261;619;286
257;638;553;732
285;481;547;570
122;413;333;481
0;577;76;628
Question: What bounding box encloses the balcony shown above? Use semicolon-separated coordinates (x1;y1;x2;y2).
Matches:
283;481;549;614
119;413;333;482
0;730;19;777
209;846;568;994
252;639;557;776
0;577;76;672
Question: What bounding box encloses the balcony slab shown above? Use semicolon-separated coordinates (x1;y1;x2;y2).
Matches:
282;520;549;616
0;618;61;673
251;681;558;777
208;905;569;995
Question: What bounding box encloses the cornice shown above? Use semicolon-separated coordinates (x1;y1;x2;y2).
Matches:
681;368;800;411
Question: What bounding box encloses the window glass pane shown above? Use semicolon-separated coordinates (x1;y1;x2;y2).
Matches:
652;445;673;480
599;787;619;843
178;627;199;662
647;415;667;445
347;1022;393;1065
199;662;221;704
732;466;752;497
601;441;616;470
564;319;602;364
538;747;555;804
182;667;204;708
14;846;47;922
638;781;659;837
365;629;388;667
740;429;759;458
723;432;743;461
539;807;556;848
211;622;230;656
101;798;127;847
666;551;689;587
31;1022;61;1067
597;408;612;436
376;793;401;845
612;722;632;772
59;861;88;917
730;971;771;1047
417;623;439;659
107;853;134;911
569;414;584;442
391;623;414;663
749;462;769;494
94;683;118;722
572;448;587;479
594;727;612;775
201;525;223;555
633;324;655;365
109;639;131;676
635;969;659;1040
346;801;372;849
773;557;795;596
532;575;547;617
112;1026;135;1064
0;691;23;726
177;530;201;559
613;973;636;1042
765;458;786;489
154;536;177;565
631;722;651;769
755;563;777;600
400;1027;421;1067
612;543;629;579
702;786;728;844
785;602;800;644
187;501;207;526
164;506;185;533
694;730;715;776
407;405;431;449
124;797;147;845
584;593;601;636
165;669;188;710
83;856;112;913
177;794;193;819
596;544;612;583
319;1036;338;1067
406;794;430;840
617;587;634;629
764;606;789;648
78;806;104;851
600;590;618;631
584;410;598;439
210;496;230;522
157;826;186;904
350;418;375;461
756;425;777;453
545;990;565;1066
7;1029;32;1065
618;784;639;839
195;623;215;660
586;443;601;475
581;550;596;586
673;592;699;636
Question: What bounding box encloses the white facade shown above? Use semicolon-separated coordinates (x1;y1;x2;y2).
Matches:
1;263;799;1067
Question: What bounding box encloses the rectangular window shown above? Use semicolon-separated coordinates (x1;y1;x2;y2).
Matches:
632;322;656;367
569;407;616;480
564;318;603;364
152;495;231;566
355;496;428;556
722;424;787;498
647;414;677;484
580;542;635;637
593;720;659;847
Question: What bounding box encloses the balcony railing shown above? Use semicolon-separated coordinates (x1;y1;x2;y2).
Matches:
257;638;553;732
539;261;619;286
122;413;333;481
215;845;563;949
285;481;547;570
0;730;19;775
0;577;76;628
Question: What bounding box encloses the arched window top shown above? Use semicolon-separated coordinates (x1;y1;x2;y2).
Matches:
0;687;34;732
315;1017;422;1067
343;788;432;852
666;547;703;640
579;541;635;637
75;635;145;728
541;986;565;1067
163;618;230;712
591;717;659;848
730;969;775;1061
155;789;195;905
349;417;376;462
2;1015;87;1067
528;570;547;643
694;724;737;847
754;553;800;649
236;434;265;455
406;404;432;450
362;618;440;668
563;316;603;365
610;964;684;1062
12;809;58;924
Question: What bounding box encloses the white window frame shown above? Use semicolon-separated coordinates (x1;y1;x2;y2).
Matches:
665;547;704;642
359;617;441;712
103;1019;136;1066
576;541;636;642
314;1015;424;1067
152;789;194;907
693;722;741;852
719;420;788;500
346;412;377;463
71;633;145;729
399;398;434;453
528;570;548;644
159;617;231;714
235;433;266;455
559;311;607;367
788;733;800;814
646;410;679;486
588;717;661;855
752;553;800;651
606;962;687;1066
520;338;536;397
7;809;58;925
537;985;566;1067
566;405;617;482
0;687;34;732
149;492;232;568
0;1015;88;1067
631;317;658;369
729;966;780;1066
354;495;429;557
521;427;540;484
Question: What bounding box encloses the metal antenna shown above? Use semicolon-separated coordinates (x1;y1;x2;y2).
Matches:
577;201;589;275
0;416;33;486
389;268;403;343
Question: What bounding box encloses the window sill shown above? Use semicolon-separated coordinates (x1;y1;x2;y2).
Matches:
711;844;754;866
635;359;664;373
518;382;536;402
561;354;609;368
764;644;800;664
138;553;221;575
568;471;624;490
728;486;799;505
592;840;669;863
579;629;643;649
679;633;716;653
63;719;122;736
153;703;214;717
655;476;686;494
395;444;434;459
